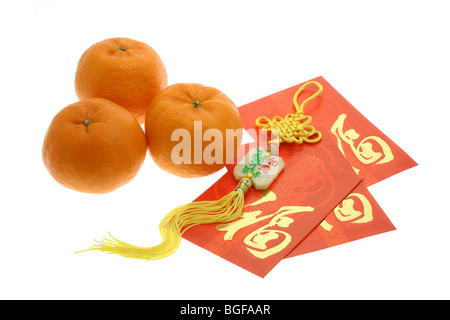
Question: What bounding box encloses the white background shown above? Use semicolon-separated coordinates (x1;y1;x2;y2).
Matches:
1;0;448;300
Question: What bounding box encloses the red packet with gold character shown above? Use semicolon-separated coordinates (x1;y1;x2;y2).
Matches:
238;76;417;186
235;76;412;257
183;148;362;278
184;77;414;276
287;128;397;257
287;180;395;257
238;127;397;258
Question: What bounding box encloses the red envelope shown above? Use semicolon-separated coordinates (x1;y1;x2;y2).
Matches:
183;150;362;278
230;128;397;258
282;128;397;257
233;77;414;257
184;77;414;277
238;76;417;186
287;180;395;257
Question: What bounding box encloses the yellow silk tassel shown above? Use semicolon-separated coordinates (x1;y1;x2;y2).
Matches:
80;176;252;260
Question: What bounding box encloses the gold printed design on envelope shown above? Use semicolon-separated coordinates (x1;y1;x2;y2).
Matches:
217;190;314;259
320;193;373;231
331;114;394;166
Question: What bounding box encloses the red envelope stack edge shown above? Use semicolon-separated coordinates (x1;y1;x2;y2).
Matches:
238;76;417;186
287;180;395;257
183;76;417;277
282;128;397;257
183;151;362;278
234;127;398;258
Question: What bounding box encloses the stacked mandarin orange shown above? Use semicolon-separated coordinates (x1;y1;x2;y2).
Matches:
42;37;242;193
